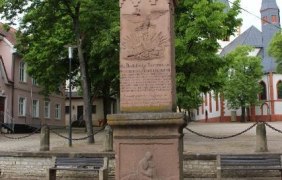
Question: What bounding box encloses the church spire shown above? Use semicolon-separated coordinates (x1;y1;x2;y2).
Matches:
260;0;279;12
260;0;280;73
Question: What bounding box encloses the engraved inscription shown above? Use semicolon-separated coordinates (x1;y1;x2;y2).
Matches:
120;62;172;108
122;11;168;61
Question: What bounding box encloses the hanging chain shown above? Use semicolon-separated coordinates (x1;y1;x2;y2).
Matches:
264;122;282;134
48;126;105;141
185;122;258;139
1;127;41;140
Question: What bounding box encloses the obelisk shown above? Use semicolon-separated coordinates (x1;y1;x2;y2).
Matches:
108;0;185;179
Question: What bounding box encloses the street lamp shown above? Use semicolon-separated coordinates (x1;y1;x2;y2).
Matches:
68;47;73;147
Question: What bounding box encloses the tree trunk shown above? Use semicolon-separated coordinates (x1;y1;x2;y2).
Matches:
241;106;246;122
77;41;94;143
102;85;110;123
73;7;94;143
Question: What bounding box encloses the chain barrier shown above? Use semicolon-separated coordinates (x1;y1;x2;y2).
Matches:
48;126;105;141
263;122;282;134
0;127;41;140
185;122;258;139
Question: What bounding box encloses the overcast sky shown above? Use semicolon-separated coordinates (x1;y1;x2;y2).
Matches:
238;0;282;31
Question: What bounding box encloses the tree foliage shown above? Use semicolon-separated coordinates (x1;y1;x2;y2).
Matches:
175;0;242;112
0;0;120;143
268;31;282;73
220;46;263;122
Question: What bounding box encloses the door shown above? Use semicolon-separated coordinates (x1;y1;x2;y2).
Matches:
0;97;5;123
77;106;83;121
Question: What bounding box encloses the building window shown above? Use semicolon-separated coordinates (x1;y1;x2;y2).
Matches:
92;105;96;114
32;78;38;86
65;106;70;114
32;99;39;118
18;97;26;116
55;104;61;119
19;61;26;82
277;81;282;99
262;16;268;24
272;15;277;23
44;101;50;118
259;81;267;100
215;94;219;111
209;93;212;113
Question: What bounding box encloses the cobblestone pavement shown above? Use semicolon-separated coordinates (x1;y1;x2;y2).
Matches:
0;122;282;154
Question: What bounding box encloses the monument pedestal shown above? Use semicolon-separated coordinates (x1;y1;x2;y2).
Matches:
108;113;185;180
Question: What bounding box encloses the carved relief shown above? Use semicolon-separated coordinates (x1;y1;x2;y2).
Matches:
122;11;168;61
121;151;177;180
121;151;156;180
149;0;157;5
120;0;159;8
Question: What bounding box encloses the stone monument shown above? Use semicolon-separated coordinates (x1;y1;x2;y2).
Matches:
108;0;185;179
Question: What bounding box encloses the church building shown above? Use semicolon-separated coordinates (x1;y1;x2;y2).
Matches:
193;0;282;122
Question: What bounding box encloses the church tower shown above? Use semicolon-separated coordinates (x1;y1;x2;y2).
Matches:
261;0;281;72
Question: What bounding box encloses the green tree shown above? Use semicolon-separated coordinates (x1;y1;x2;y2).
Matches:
220;46;263;122
268;31;282;73
175;0;242;115
0;0;120;143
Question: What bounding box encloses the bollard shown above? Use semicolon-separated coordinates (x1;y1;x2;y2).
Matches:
40;125;50;151
255;122;268;152
103;125;113;152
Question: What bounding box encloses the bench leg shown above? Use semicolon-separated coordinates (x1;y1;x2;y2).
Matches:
48;169;56;180
99;168;108;180
216;167;221;180
216;155;221;180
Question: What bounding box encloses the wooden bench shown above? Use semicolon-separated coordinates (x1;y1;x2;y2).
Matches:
48;157;108;180
217;154;282;180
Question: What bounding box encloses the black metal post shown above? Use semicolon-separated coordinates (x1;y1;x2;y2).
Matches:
68;47;72;147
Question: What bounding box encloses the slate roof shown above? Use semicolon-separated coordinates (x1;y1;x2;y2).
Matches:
220;26;263;56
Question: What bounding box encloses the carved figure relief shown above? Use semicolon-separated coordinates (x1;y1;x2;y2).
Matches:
121;151;177;180
121;151;157;180
122;11;168;61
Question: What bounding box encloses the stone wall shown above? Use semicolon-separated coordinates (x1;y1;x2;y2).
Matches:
183;154;217;178
0;156;52;179
0;152;280;179
0;152;115;180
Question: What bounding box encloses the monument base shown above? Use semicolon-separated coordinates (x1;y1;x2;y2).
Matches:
108;112;185;180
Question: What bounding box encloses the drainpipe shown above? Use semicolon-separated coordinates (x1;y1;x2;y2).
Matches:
11;52;15;126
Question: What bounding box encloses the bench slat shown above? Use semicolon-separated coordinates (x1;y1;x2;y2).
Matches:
221;160;281;166
54;157;104;168
221;167;282;170
221;155;280;159
50;167;100;171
